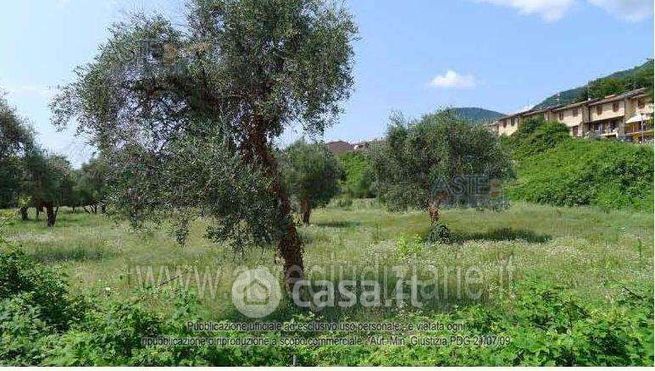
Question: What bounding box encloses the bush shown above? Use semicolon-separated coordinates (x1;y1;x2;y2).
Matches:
505;119;653;211
0;295;54;365
396;234;423;257
44;300;166;366
0;246;84;330
426;223;451;243
504;118;571;158
338;152;375;198
508;139;653;211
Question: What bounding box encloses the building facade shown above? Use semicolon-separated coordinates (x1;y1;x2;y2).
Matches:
489;88;654;142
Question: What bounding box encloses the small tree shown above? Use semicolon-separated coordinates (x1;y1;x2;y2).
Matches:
76;157;109;213
281;140;342;224
371;110;514;225
21;149;72;227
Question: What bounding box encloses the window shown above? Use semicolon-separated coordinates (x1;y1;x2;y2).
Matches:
596;105;602;115
572;126;579;136
612;102;619;112
558;112;564;120
638;99;645;109
511;118;516;126
573;108;578;117
502;120;507;128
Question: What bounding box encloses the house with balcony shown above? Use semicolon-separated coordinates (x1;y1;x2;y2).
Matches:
488;88;653;143
623;90;654;142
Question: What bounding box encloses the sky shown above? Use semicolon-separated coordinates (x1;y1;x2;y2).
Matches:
1;0;653;167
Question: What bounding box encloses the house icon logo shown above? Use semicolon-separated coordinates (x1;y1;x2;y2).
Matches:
231;267;281;318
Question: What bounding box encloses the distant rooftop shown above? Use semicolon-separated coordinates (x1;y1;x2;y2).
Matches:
493;88;649;122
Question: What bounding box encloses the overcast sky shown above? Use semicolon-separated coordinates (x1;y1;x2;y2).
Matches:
1;0;652;167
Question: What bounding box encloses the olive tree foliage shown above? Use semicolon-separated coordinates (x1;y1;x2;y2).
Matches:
21;149;75;227
51;0;356;282
0;93;34;161
0;92;77;225
280;140;342;225
75;156;109;213
0;92;35;209
371;110;514;224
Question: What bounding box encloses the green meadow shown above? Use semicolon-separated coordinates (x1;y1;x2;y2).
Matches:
1;199;652;365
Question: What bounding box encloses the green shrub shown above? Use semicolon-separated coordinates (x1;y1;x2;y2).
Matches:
426;223;451;243
0;246;84;330
338;152;375;198
0;295;54;365
508;139;653;211
505;119;653;211
44;300;165;366
504;117;571;158
396;234;423;257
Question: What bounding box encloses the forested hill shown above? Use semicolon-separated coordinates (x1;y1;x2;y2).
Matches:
451;107;505;123
534;60;654;109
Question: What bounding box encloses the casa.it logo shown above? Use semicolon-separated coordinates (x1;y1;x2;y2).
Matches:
231;267;281;318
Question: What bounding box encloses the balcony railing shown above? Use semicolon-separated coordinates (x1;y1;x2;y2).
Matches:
593;128;617;135
625;123;654;134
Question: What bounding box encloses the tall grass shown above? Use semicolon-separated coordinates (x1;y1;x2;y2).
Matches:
2;201;652;320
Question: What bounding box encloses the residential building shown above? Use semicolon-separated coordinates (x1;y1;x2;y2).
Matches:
551;101;588;137
488;88;653;142
326;140;355;155
492;111;526;136
326;140;381;155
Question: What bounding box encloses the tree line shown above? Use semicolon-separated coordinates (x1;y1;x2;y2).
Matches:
0;94;107;226
2;0;512;287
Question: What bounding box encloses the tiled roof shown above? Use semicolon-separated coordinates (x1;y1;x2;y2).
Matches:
493;88;648;121
588;88;647;106
326;140;354;155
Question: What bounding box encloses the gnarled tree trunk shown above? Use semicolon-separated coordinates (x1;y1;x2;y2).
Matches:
44;202;56;227
301;197;311;225
19;207;29;221
246;126;304;291
428;192;448;225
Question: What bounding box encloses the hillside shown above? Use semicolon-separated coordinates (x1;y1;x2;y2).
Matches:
534;60;654;109
451;107;505;123
504;120;654;211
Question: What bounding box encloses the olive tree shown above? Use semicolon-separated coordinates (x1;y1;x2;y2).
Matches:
281;140;342;225
52;0;356;287
0;93;33;161
76;157;109;213
20;149;73;227
371;110;514;225
0;92;35;216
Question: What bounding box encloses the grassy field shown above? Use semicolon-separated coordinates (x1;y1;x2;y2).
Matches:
3;199;652;316
1;200;653;365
